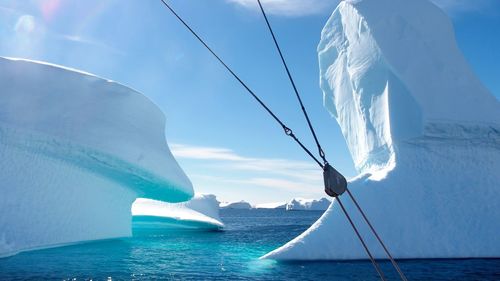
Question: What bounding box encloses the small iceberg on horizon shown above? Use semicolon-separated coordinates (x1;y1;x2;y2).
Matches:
220;200;252;210
255;202;286;209
285;198;331;211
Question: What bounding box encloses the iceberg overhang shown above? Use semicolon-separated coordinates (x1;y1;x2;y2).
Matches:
0;57;193;257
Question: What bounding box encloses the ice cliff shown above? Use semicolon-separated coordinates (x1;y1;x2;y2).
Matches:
132;194;223;230
0;57;193;257
264;0;500;260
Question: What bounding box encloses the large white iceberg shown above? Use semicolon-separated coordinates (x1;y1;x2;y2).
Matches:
132;194;223;230
264;0;500;260
0;57;193;257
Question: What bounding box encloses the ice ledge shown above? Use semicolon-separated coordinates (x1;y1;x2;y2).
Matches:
0;125;190;202
422;121;500;142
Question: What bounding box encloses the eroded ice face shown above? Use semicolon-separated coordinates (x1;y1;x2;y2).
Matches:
0;57;193;202
318;1;422;173
318;0;499;173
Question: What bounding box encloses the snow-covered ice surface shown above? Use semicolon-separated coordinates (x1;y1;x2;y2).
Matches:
0;57;193;257
220;201;253;210
132;194;223;230
263;0;500;260
285;198;331;211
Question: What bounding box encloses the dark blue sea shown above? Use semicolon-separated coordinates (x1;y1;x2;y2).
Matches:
0;209;498;280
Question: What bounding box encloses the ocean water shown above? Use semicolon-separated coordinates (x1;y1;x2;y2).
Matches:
0;209;498;280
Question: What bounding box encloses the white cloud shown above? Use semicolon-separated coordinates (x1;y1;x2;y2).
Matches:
235;177;320;192
227;0;493;17
61;34;124;55
170;144;246;161
170;143;323;193
226;0;338;17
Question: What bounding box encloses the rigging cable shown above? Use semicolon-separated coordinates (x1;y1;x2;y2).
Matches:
255;2;408;281
255;1;384;280
337;197;387;281
158;1;407;280
159;0;324;169
346;189;409;281
256;0;327;165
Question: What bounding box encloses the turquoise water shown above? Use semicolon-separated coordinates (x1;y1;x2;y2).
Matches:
0;209;498;280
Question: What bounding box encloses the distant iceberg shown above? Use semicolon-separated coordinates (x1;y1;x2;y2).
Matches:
264;0;500;260
285;198;331;211
220;201;252;210
255;202;286;209
0;57;193;257
132;194;223;231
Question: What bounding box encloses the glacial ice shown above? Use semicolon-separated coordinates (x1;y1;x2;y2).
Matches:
0;57;193;257
263;0;500;260
255;198;331;211
285;198;331;211
255;202;286;209
132;194;224;230
220;201;253;210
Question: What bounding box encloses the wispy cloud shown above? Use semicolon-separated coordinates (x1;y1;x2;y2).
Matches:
188;174;320;194
0;5;21;15
170;144;246;161
1;3;123;57
226;0;338;17
235;177;320;192
60;34;125;56
170;143;323;194
227;0;494;17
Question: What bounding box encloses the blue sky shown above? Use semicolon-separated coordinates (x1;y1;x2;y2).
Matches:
1;0;499;204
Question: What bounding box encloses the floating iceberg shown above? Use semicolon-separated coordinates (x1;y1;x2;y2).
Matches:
220;201;252;210
285;198;331;211
255;202;286;209
132;194;223;231
264;0;500;260
0;57;193;257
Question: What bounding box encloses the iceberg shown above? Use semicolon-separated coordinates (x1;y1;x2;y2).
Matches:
255;202;286;209
220;201;253;210
255;198;331;211
0;57;193;257
264;0;500;260
132;194;223;231
285;198;331;211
